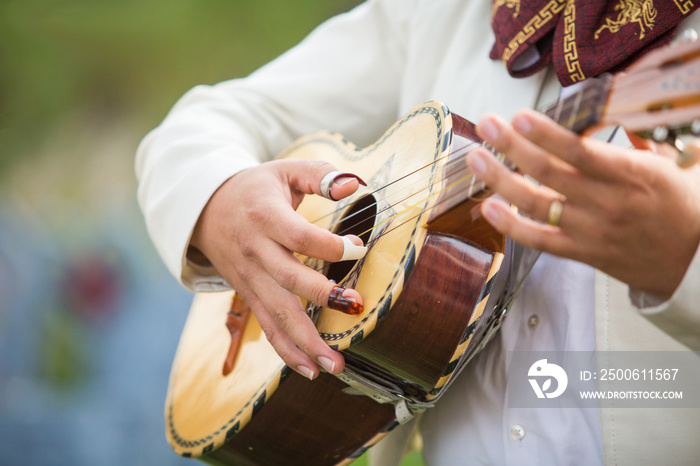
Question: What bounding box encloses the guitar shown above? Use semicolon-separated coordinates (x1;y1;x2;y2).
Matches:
164;38;700;466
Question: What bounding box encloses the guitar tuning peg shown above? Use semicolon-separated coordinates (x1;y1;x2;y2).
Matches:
677;138;700;168
674;135;685;153
691;119;700;136
674;28;698;44
652;126;670;143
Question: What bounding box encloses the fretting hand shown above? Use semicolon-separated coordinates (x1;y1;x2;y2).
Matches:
468;109;700;298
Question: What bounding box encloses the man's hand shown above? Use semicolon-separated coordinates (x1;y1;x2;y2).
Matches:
468;109;700;298
190;159;364;380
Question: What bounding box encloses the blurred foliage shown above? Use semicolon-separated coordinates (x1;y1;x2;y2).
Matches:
0;2;430;464
39;307;89;390
0;0;361;177
355;450;424;466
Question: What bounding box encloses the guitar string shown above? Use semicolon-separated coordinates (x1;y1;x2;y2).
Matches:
306;87;606;272
360;169;489;244
310;83;604;234
309;142;476;237
318;148;478;251
324;136;510;244
336;153;481;240
309;144;472;225
306;172;471;272
308;139;555;274
307;166;494;275
321;144;475;238
306;155;500;274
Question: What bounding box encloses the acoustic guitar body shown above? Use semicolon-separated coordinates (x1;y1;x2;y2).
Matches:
165;102;506;465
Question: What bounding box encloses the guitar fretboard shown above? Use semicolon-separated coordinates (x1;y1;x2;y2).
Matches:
543;74;613;134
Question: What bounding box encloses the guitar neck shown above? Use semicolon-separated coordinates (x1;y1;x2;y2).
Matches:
541;74;613;134
426;77;615;234
429;36;700;238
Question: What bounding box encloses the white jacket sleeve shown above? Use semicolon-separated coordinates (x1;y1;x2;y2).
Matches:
135;0;414;290
626;12;700;351
634;243;700;350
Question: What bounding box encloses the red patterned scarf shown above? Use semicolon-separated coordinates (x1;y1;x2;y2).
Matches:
490;0;699;86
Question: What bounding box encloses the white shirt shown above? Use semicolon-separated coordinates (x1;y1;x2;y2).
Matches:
420;255;603;466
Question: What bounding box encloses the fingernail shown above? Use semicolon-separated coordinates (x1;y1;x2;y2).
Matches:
478;117;499;141
340;235;368;261
328;286;364;315
333;174;367;188
332;173;367;187
298;365;315;381
482;202;500;224
318;356;336;373
512;114;531;134
321;172;366;201
468;152;488;176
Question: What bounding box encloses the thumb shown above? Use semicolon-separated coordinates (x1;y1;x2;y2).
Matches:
280;159;366;201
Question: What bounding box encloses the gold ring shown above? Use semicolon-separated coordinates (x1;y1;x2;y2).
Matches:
547;197;565;226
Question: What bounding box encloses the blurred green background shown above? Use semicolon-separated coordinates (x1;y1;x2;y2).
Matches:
0;0;424;464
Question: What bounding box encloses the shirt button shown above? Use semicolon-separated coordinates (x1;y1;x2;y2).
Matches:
527;314;540;330
510;424;526;441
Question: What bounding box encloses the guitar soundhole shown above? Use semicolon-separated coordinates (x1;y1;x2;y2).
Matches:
326;194;377;283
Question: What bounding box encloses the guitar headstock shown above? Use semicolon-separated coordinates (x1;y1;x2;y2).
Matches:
605;32;700;143
544;32;700;147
